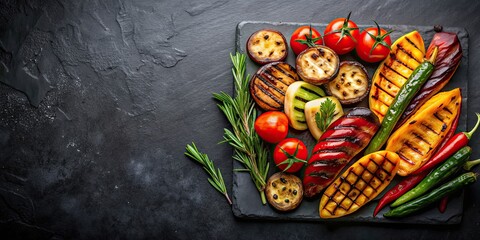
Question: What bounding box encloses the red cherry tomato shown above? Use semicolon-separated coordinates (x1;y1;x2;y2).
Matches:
254;111;289;143
356;21;393;63
290;26;323;55
273;138;308;173
323;12;360;55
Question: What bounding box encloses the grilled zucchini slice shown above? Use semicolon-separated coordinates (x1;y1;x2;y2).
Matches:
284;81;326;130
386;88;462;176
319;151;400;218
249;62;299;111
369;31;425;121
266;172;303;211
304;97;344;140
247;29;288;65
326;61;369;105
296;46;340;85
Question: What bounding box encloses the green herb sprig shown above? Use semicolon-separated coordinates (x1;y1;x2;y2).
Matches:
185;143;232;205
315;98;336;131
213;53;270;205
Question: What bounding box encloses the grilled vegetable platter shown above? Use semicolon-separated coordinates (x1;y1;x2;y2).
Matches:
223;19;471;224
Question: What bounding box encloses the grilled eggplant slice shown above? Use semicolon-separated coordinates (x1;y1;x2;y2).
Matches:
369;31;425;122
326;61;369;105
247;29;288;65
304;97;344;140
319;151;400;218
266;172;303;211
386;88;462;176
249;62;299;111
296;46;340;85
396;32;463;127
303;107;380;198
284;81;326;130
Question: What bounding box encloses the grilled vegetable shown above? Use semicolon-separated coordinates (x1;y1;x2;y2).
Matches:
364;47;438;154
247;29;287;65
304;97;344;140
265;172;303;211
249;62;299;111
397;32;463;127
303;108;380;198
384;172;477;218
319;151;400;218
325;61;369;105
284;81;326;130
369;31;425;122
385;88;462;176
296;46;340;85
391;146;471;207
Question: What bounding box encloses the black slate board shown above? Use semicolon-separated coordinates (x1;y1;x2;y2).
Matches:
233;21;469;224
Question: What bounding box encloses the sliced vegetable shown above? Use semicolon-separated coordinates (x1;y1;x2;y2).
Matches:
266;172;304;211
304;97;344;140
284;81;326;130
249;62;299;111
325;61;369;105
369;31;425;122
273;138;308;173
319;151;400;218
323;12;360;55
385;88;462;176
247;29;287;65
397;32;463;127
365;47;438;155
355;21;393;63
391;146;471;207
384;172;477;218
303;108;380;198
254;111;289;144
290;25;323;55
296;46;340;85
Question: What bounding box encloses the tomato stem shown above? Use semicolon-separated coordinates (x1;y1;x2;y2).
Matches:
367;21;393;56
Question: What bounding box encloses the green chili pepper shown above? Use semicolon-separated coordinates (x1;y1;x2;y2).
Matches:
365;47;439;154
384;172;477;218
390;146;471;207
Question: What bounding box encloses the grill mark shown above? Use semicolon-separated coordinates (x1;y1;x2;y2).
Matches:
394;58;414;71
412;132;431;145
404;141;424;156
397;44;421;63
255;74;285;95
421;122;440;135
253;84;282;109
398;152;415;165
443;106;454;115
294;95;310;103
384;63;409;79
273;64;298;82
308;171;334;179
260;70;291;89
379;72;401;89
405;36;422;53
323;136;362;146
374;83;396;99
312;148;348;156
310;159;347;167
300;86;323;98
433;112;444;122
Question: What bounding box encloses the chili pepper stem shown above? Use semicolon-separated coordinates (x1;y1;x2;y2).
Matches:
465;113;480;139
464;159;480;171
427;46;439;65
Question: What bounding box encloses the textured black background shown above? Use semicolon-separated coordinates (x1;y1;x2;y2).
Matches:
1;0;480;239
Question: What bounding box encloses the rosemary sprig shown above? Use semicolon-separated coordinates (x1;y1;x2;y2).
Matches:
185;143;232;205
213;53;270;205
315;98;336;131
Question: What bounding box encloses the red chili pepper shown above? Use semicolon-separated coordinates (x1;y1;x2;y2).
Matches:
438;196;449;213
412;112;480;175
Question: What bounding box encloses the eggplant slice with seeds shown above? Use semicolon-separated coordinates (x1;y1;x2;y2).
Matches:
326;61;370;105
296;46;340;85
249;62;299;111
247;29;288;65
266;172;303;211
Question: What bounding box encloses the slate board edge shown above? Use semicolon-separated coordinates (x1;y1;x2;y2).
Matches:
232;20;468;224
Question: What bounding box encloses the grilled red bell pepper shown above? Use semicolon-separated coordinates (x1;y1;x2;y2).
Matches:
303;107;380;198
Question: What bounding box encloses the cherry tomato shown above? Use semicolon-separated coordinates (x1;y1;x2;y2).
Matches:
356;21;393;63
273;138;308;173
290;26;323;55
323;12;360;55
254;111;289;143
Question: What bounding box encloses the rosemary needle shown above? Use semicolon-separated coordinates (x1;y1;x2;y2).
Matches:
185;143;232;205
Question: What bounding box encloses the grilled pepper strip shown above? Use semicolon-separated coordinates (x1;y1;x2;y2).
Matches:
391;146;471;207
365;47;439;154
412;113;480;175
303;107;380;198
384;172;477;218
397;32;463;127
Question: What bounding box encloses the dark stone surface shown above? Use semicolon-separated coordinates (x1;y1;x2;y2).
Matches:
0;0;480;239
